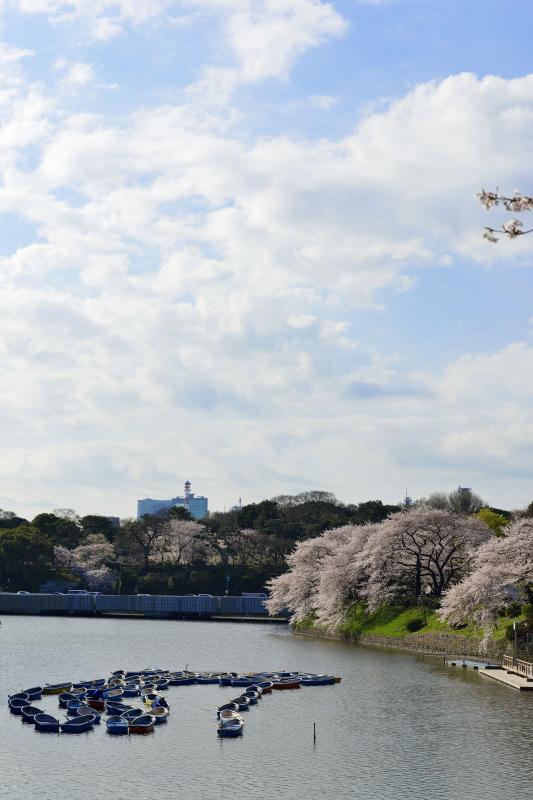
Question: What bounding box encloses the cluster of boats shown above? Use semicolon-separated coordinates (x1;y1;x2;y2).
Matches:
7;668;339;738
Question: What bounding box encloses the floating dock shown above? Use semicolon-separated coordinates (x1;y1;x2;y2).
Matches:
479;668;533;691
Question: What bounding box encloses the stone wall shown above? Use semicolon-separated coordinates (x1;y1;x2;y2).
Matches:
293;627;532;661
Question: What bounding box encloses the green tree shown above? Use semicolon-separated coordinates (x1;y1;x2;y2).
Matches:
0;526;54;590
80;515;117;542
476;508;510;537
32;513;82;549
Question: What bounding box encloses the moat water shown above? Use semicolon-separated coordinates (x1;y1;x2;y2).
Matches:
1;615;532;800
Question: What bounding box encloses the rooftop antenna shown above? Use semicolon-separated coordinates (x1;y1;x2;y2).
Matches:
184;480;192;510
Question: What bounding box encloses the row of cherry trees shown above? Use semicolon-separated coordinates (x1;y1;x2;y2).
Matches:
266;507;532;631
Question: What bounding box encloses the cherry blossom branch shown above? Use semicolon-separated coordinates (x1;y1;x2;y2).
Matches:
477;189;533;242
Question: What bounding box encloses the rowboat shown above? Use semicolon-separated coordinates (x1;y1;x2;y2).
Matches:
219;709;244;724
129;714;156;734
42;682;72;695
106;715;129;735
70;686;88;697
122;686;141;697
155;679;170;690
86;697;106;712
195;674;221;684
244;686;263;697
168;676;196;686
21;705;44;723
243;691;258;705
141;692;161;706
230;677;255;687
9;698;30;715
60;715;96;733
255;681;273;694
66;699;84;716
23;686;43;701
151;706;169;724
77;706;102;724
272;678;301;690
230;696;250;711
120;707;146;721
58;692;78;708
105;701;133;715
217;719;243;737
8;692;29;703
217;702;240;716
103;687;124;700
300;675;336;686
34;713;60;733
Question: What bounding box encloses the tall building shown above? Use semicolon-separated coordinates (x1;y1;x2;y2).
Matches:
137;480;208;521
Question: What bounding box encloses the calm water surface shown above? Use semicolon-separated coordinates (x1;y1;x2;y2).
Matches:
1;616;532;800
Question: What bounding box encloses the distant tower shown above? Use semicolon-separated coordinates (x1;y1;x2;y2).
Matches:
404;489;412;507
184;480;192;511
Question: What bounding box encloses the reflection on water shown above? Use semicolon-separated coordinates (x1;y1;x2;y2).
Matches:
0;616;532;800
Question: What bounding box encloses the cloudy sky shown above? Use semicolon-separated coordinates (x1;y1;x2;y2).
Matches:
1;0;533;519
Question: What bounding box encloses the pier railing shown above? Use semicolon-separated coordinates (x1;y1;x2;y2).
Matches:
502;654;533;679
502;654;514;671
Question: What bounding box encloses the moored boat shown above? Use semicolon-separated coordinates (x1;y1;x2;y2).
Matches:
120;707;145;721
86;697;106;712
129;714;156;734
151;706;169;724
300;675;336;686
217;719;243;737
42;682;72;695
230;696;250;711
58;692;78;708
21;705;44;723
23;686;43;701
106;715;129;735
272;678;301;690
77;705;102;723
66;699;84;716
9;698;30;715
60;715;96;733
141;692;161;707
34;713;60;733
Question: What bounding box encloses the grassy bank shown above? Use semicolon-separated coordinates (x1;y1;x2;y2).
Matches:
296;603;527;643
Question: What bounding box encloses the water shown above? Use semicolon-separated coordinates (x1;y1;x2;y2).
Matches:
1;616;532;800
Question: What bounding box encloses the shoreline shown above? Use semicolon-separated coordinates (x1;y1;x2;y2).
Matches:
291;625;521;661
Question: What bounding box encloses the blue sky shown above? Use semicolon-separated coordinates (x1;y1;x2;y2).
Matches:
1;0;533;518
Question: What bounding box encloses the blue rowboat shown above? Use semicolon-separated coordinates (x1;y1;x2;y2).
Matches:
60;716;96;734
23;686;43;701
230;677;255;687
105;702;133;715
58;692;78;708
9;698;30;715
77;706;102;724
217;720;243;737
230;696;250;711
103;687;124;700
21;705;44;723
217;703;239;716
195;675;221;684
151;707;169;724
34;713;60;733
155;679;169;690
106;715;129;735
169;676;196;686
300;675;336;686
66;699;84;716
8;692;29;703
120;708;145;721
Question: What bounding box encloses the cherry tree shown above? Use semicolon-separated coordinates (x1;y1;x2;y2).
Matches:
54;535;116;590
265;525;353;622
360;508;491;611
314;524;375;628
439;518;533;627
150;518;207;566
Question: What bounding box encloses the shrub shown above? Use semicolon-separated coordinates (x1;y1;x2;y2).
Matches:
406;618;425;633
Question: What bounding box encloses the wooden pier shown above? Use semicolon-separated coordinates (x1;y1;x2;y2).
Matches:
480;654;533;690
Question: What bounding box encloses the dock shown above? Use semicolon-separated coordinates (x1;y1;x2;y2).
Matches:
480;668;533;691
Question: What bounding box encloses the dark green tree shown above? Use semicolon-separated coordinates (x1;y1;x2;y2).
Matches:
0;526;54;591
32;513;82;548
80;515;117;542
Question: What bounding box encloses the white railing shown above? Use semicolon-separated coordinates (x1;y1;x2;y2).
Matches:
502;654;514;671
515;659;533;679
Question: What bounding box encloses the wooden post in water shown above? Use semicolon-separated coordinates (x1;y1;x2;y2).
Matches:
313;722;316;745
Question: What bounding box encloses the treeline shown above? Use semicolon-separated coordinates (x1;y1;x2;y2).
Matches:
0;492;400;594
0;489;526;600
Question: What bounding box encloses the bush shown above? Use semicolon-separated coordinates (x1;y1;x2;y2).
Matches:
406;618;425;633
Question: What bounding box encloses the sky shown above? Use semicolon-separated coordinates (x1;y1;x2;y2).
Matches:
1;0;533;519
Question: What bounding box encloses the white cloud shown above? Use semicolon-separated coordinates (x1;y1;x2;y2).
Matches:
2;25;533;512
